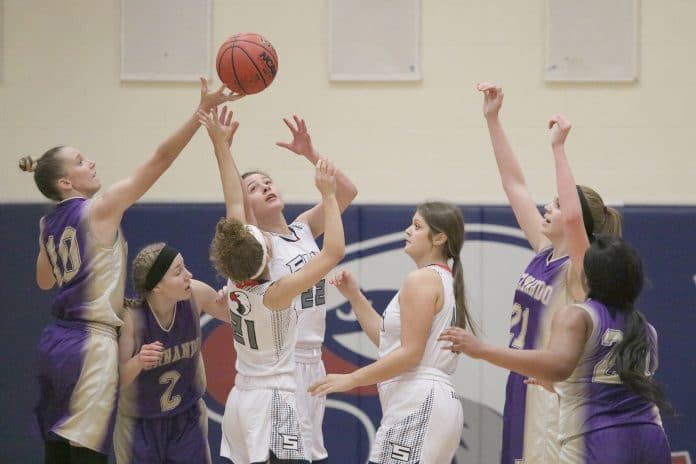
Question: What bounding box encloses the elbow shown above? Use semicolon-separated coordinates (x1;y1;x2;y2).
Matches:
402;349;424;371
36;277;54;290
562;210;583;228
547;362;575;382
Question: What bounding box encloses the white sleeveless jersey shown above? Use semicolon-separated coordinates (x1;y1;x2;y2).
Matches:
227;279;297;388
378;265;459;377
268;222;325;350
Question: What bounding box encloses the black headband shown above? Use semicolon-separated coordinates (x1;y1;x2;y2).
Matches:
144;245;180;291
576;186;594;240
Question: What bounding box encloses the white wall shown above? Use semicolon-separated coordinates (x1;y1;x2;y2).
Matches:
2;0;695;204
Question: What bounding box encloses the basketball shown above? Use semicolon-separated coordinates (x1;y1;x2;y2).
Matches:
216;33;279;95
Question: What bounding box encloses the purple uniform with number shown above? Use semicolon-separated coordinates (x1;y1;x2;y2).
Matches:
35;197;127;453
115;298;210;464
555;299;670;463
503;247;570;464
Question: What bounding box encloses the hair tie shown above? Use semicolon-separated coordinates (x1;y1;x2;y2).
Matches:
245;225;268;279
576;186;594;239
144;245;180;291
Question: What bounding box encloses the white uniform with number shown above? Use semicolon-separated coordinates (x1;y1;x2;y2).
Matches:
369;265;464;464
220;279;309;464
268;221;329;461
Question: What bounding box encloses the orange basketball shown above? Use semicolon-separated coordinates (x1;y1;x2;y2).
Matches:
216;33;279;95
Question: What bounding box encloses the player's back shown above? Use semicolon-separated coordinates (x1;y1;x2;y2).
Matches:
227;279;298;390
40;197;126;326
556;298;662;441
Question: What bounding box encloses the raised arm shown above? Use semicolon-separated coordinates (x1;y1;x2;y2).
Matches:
308;268;440;395
330;269;382;346
198;106;244;222
277;115;358;237
478;82;549;252
89;79;242;244
439;304;591;383
264;160;345;310
549;115;590;300
190;279;231;323
118;308;164;388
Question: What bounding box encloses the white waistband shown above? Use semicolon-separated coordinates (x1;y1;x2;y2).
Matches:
234;372;296;392
379;366;453;388
294;346;323;363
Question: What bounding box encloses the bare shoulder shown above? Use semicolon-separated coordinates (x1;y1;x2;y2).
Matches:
402;268;441;292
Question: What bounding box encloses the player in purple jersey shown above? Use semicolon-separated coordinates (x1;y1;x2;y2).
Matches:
476;82;623;464
18;79;240;464
309;201;476;464
440;235;672;463
114;242;231;464
241;115;357;463
200;107;346;464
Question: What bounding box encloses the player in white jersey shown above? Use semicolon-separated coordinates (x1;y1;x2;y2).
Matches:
242;115;357;463
309;201;475;464
199;108;346;463
475;83;623;464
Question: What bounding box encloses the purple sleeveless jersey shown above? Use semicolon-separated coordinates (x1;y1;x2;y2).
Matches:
556;299;670;463
118;299;205;418
502;247;569;464
558;298;662;437
40;197;126;326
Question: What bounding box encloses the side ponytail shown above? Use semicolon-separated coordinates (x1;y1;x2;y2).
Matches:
417;201;477;333
613;310;673;414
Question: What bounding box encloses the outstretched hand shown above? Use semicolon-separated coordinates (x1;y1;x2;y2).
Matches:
330;269;362;301
199;76;244;111
315;159;337;197
276;115;315;157
477;82;504;119
308;373;358;396
548;114;572;149
197;106;239;147
437;327;486;358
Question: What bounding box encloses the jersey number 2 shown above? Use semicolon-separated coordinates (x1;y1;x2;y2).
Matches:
301;279;325;309
159;370;182;412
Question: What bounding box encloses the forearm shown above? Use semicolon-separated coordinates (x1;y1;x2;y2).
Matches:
153;111;201;167
486;116;527;190
213;140;245;220
119;357;144;388
303;151;357;212
348;292;382;346
351;347;420;387
553;145;582;227
320;194;345;260
481;345;569;382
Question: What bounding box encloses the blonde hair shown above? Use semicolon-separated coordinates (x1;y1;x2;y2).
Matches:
17;146;67;201
578;185;623;237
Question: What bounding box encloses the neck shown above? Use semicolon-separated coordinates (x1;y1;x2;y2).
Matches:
414;253;448;270
548;236;568;260
145;293;177;321
257;214;290;235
